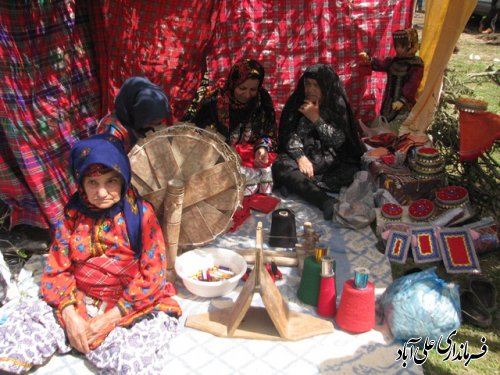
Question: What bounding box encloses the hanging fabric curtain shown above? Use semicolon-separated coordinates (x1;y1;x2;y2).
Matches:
0;1;100;229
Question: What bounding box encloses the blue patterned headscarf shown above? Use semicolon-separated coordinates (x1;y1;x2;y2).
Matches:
66;134;143;257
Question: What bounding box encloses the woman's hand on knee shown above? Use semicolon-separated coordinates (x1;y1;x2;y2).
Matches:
296;156;314;178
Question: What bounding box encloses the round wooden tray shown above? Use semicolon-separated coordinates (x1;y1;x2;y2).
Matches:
129;123;244;249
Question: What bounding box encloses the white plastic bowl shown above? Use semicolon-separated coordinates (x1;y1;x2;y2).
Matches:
175;247;247;298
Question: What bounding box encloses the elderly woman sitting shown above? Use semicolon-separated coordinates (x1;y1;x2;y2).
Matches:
0;134;181;374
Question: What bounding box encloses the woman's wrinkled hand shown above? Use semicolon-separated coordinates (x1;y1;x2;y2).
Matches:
254;147;269;168
62;305;90;354
296;156;314;178
86;307;121;345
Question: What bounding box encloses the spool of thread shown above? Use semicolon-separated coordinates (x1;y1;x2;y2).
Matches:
297;255;322;306
317;256;337;317
269;209;297;248
354;267;369;289
336;279;375;333
314;245;328;263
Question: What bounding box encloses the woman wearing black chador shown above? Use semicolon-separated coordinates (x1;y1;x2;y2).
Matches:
272;64;364;220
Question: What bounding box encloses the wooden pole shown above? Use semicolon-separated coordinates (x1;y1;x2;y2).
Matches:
296;222;320;273
163;178;185;282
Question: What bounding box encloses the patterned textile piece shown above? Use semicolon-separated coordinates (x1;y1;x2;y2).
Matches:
411;226;441;264
385;230;411;263
86;312;178;375
438;228;481;274
0;299;71;374
0;1;101;229
73;255;140;303
87;0;220;121
208;0;414;123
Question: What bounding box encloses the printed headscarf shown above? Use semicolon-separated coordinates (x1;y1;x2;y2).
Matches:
206;59;266;131
279;63;364;160
115;76;171;133
66;134;143;257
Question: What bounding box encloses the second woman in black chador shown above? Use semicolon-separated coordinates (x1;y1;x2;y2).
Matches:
272;64;364;219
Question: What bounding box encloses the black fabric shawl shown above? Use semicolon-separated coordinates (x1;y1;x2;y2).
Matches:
278;64;364;162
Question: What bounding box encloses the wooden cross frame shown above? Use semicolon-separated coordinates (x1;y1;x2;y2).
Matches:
185;222;334;340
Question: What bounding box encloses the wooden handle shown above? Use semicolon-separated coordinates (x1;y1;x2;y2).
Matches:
163;179;185;277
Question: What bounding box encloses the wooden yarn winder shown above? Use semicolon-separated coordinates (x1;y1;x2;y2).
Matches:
185;222;334;341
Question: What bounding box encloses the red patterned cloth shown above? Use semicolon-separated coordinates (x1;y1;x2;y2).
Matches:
0;1;101;229
208;0;414;123
459;110;500;161
87;0;219;121
1;0;413;230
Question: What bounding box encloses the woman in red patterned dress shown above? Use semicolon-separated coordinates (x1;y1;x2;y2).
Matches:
0;134;181;374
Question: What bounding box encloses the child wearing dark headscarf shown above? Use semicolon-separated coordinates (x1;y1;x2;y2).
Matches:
97;76;171;152
273;64;364;220
190;59;278;196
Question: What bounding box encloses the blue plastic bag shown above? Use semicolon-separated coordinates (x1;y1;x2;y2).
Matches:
380;267;461;342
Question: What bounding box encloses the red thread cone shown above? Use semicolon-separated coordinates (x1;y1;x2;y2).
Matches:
336;279;375;333
317;276;336;317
